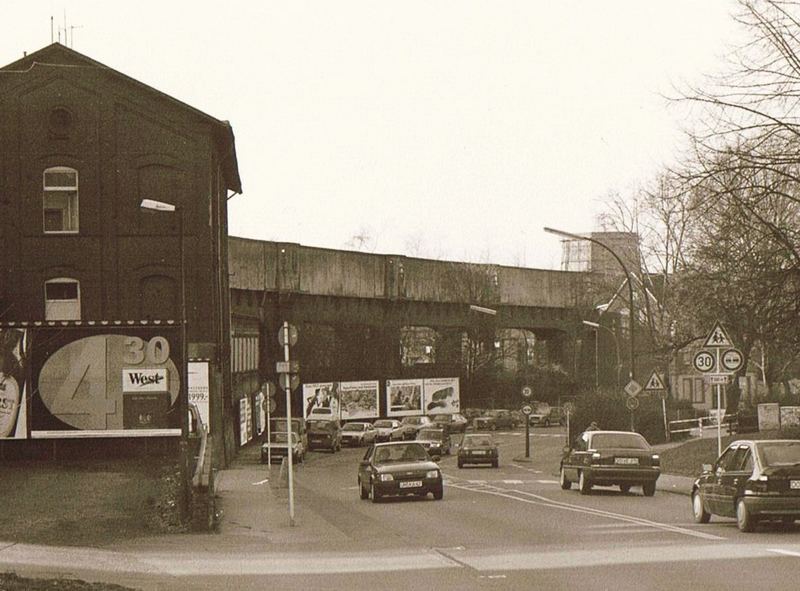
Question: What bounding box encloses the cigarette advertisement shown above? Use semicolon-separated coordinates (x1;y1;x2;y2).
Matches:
0;328;27;439
339;380;379;420
188;361;210;433
303;382;341;421
423;377;460;414
386;379;424;417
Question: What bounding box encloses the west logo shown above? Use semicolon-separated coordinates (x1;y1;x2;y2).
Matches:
122;369;169;392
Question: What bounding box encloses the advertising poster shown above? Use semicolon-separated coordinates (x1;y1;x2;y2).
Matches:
255;391;265;435
0;328;27;439
423;377;460;414
239;398;249;446
188;361;210;433
302;382;341;420
758;403;781;431
780;406;800;429
386;379;424;417
30;326;183;438
339;380;379;420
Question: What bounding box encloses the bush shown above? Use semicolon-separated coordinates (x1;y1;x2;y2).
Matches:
568;391;669;444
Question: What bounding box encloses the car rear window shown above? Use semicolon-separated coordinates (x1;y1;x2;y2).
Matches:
343;424;364;431
590;433;649;450
463;436;493;447
758;441;800;466
374;421;392;428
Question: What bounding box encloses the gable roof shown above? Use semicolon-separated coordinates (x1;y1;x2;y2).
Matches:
1;43;241;193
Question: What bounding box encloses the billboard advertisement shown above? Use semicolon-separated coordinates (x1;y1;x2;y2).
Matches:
339;380;379;420
423;377;460;414
302;382;341;421
0;328;27;439
30;326;183;438
188;361;210;433
386;379;424;417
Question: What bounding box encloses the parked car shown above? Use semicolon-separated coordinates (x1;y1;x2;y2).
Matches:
415;428;452;458
270;417;308;449
485;409;517;430
472;415;497;431
458;433;499;468
340;421;378;447
396;415;433;440
528;403;552;427
373;419;403;442
560;430;660;496
261;431;305;464
548;407;565;426
692;439;800;532
430;413;469;434
357;441;444;502
306;419;342;452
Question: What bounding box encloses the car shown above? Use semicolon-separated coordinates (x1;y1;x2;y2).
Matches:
429;413;468;434
472;415;497;431
396;415;434;440
340;421;378;447
261;431;305;464
306;419;342;452
357;441;444;502
270;417;308;449
458;433;499;468
692;439;800;532
373;419;403;442
560;430;660;496
415;427;452;458
528;403;552;426
485;409;517;430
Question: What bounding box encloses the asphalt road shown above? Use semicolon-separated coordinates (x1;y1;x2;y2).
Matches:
191;426;800;591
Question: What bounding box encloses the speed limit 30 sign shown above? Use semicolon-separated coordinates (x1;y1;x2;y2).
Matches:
693;350;715;373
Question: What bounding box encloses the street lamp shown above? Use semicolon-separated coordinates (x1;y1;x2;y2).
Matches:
582;320;621;390
544;226;636;382
140;198;189;517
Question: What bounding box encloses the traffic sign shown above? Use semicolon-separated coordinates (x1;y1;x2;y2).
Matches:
705;374;729;385
261;381;276;399
721;348;743;372
521;385;533;399
644;371;666;391
693;350;715;373
278;324;299;347
624;380;642;398
276;360;300;374
626;397;640;411
263;397;277;413
521;404;533;416
703;321;733;348
278;373;300;391
563;402;575;415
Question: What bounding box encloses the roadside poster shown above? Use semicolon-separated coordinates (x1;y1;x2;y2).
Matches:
255;391;265;435
30;326;182;438
302;382;341;421
339;380;379;420
780;406;800;429
188;361;210;433
386;378;424;417
0;328;27;439
423;377;460;414
758;403;781;431
239;398;249;446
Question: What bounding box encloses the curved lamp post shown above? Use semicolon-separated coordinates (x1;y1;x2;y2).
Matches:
544;227;636;382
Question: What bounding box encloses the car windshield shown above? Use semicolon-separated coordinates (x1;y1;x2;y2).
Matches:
271;433;296;444
463;435;493;447
590;433;649;450
405;417;422;425
373;444;428;463
758;441;800;466
374;420;393;428
418;429;443;441
343;423;365;432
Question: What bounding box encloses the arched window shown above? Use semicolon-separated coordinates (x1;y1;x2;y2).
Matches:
44;278;81;320
43;166;79;233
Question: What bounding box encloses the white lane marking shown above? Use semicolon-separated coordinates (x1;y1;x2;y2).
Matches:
444;477;724;541
768;548;800;558
511;464;542;473
467;480;487;484
537;480;559;484
503;480;524;484
251;478;269;485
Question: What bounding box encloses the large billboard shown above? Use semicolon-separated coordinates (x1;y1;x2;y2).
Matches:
386;379;424;417
30;326;183;438
0;328;27;439
339;381;379;420
423;377;460;414
302;382;341;420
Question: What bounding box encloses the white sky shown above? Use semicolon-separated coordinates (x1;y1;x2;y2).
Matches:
3;1;746;269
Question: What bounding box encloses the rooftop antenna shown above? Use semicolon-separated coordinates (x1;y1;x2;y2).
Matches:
69;25;83;48
51;15;54;43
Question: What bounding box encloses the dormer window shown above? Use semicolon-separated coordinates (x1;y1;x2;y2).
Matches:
43;166;79;233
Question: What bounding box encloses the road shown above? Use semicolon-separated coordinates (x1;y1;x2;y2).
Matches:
178;426;800;590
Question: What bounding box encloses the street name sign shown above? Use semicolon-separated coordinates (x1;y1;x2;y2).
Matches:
705;375;729;385
275;360;300;374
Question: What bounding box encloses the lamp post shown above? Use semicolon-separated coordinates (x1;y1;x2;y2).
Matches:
544;227;636;382
140;198;189;518
582;320;621;390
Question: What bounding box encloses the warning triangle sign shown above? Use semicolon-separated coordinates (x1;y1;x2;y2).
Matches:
703;321;733;348
644;371;666;391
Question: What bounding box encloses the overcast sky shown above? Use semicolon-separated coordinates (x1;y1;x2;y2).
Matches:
3;1;746;269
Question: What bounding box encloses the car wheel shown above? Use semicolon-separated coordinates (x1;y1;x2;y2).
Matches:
359;479;369;500
578;470;592;495
458;459;464;469
371;482;382;503
433;487;444;500
544;419;550;427
559;466;571;490
737;498;756;532
642;482;656;497
619;484;630;494
692;490;710;524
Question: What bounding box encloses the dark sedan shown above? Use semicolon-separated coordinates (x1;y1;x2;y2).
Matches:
357;442;443;502
415;427;451;458
458;433;499;468
692;439;800;532
560;430;660;496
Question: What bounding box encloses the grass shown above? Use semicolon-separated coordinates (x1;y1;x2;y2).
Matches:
0;573;135;590
660;430;793;478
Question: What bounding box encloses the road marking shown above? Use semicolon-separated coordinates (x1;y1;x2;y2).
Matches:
768;549;800;558
536;480;558;484
251;478;269;485
502;479;524;484
511;464;542;473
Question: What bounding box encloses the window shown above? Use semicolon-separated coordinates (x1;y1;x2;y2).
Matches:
44;278;80;320
43;167;79;233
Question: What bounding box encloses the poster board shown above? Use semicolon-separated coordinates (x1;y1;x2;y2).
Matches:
758;403;781;431
0;328;27;439
188;361;210;433
780;406;800;429
339;380;379;420
302;382;341;421
386;379;424;417
423;377;460;414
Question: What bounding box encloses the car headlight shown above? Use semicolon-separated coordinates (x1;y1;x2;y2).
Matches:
378;473;394;482
426;470;440;479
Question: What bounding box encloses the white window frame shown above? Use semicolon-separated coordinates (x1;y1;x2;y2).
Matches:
43;166;79;234
44;277;81;320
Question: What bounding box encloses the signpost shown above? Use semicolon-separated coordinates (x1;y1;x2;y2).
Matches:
623;379;642;430
262;381;276;468
562;402;574;445
644;370;669;441
277;323;299;526
521;385;533;458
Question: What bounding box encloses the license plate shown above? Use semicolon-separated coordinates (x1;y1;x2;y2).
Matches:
399;480;422;489
615;457;639;465
472;450;486;455
791;480;800;490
